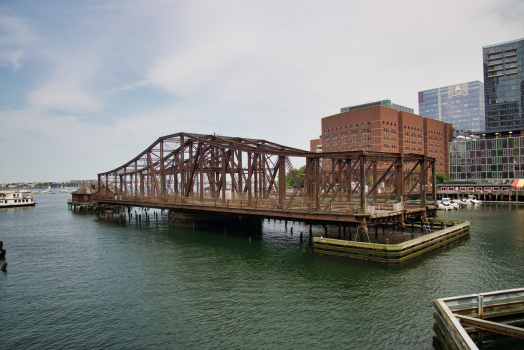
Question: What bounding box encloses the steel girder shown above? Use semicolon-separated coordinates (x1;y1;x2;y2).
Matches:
96;133;436;222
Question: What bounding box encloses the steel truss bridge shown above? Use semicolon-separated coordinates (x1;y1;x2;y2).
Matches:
95;133;437;231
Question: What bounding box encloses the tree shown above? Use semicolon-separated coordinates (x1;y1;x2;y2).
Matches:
436;173;450;184
286;165;306;188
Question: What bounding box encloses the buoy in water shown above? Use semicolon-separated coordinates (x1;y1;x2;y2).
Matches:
1;262;7;272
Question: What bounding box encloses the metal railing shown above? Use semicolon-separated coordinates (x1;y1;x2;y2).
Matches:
94;193;410;215
434;287;524;349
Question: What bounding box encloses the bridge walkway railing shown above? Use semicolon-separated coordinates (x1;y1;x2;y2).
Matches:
95;193;422;217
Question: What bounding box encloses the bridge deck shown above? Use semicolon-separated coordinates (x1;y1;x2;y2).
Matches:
96;194;433;225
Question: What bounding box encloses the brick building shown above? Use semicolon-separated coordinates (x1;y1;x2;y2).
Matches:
310;139;322;152
319;105;452;174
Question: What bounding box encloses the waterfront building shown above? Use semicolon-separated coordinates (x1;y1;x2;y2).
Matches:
310;139;322;153
449;129;524;181
483;38;524;132
71;184;99;204
340;99;413;113
418;81;485;132
321;105;452;174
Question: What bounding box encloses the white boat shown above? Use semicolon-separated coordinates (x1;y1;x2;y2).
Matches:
457;197;473;205
469;195;482;204
60;185;69;193
438;197;459;210
41;185;51;193
438;202;457;210
0;191;36;208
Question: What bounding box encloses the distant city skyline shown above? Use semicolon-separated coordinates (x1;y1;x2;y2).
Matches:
1;1;523;182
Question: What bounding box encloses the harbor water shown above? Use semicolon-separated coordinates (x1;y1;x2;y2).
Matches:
1;194;523;349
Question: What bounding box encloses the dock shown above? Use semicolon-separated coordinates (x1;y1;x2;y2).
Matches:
433;288;524;349
313;219;470;263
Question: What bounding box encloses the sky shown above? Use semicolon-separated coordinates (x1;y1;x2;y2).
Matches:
1;0;523;183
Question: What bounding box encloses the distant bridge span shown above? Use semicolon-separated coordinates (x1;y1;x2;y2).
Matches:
95;133;437;229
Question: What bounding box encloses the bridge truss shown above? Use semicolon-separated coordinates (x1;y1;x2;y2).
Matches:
96;132;436;226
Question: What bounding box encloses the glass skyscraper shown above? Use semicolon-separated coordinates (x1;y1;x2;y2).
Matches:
483;38;524;132
418;81;485;132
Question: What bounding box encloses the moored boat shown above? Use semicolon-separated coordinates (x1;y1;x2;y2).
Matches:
0;191;36;208
438;197;459;210
468;194;482;204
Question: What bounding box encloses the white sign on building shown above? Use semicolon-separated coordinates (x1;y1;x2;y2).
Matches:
449;85;468;98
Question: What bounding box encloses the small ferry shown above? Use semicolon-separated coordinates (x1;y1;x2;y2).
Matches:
0;191;36;208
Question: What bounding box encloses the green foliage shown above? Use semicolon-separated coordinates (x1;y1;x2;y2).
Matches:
436;173;450;184
365;176;373;187
286;165;306;188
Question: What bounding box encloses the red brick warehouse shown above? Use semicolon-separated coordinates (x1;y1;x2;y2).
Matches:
317;105;452;174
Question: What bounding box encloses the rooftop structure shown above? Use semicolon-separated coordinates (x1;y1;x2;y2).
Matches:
340;99;413;114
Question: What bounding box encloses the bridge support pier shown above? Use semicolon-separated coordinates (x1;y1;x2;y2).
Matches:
168;210;262;234
358;220;368;242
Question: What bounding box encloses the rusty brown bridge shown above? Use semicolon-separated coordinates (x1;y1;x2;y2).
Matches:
95;132;437;233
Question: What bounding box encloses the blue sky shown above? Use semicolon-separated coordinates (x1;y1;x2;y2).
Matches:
1;0;523;183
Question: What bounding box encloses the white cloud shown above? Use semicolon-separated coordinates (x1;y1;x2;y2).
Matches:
0;14;34;70
30;81;102;112
2;0;524;183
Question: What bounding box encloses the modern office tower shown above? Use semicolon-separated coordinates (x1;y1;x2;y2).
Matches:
483;38;524;132
418;81;485;132
340;99;413;113
321;105;452;174
449;129;524;181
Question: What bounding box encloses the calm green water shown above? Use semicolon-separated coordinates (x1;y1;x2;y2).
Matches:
1;195;523;349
